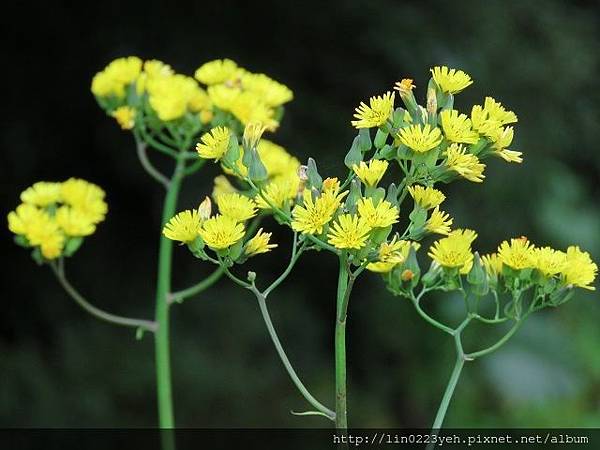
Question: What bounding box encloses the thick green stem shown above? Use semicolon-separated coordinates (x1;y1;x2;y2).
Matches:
154;157;185;433
335;254;350;429
431;355;464;431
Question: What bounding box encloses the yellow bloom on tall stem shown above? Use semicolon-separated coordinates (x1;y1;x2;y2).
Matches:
198;215;245;250
351;91;395;129
439;109;479;144
327;214;373;250
352;160;389;187
430;66;473;94
397;124;443;153
244;228;278;257
216;192;257;223
408;185;445;210
444;143;486;183
425;207;453;235
196;127;231;161
562;246;598;290
428;229;477;270
357;198;399;228
497;237;535;270
162;210;202;243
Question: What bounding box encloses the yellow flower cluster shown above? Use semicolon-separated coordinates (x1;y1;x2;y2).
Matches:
91;56;142;99
428;229;478;273
195;58;293;131
367;238;420;273
8;179;107;259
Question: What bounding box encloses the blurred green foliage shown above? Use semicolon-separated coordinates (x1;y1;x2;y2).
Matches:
1;0;598;427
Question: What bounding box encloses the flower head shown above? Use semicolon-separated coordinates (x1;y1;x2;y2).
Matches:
430;66;473;94
481;253;503;276
357;198;399;228
216;192;257;223
241;72;293;107
196;127;231;161
55;206;96;237
352;160;389;187
327;214;373;250
20;209;65;260
255;176;299;210
562;246;597;290
394;79;416;96
198;215;245;250
398;124;443;153
111;106;136;130
243;121;267;150
367;238;419;272
484;97;518;125
425;207;453;235
428;229;477;270
408;185;445;210
61;178;107;223
212;175;237;199
533;246;567;277
351;91;395;129
20;182;62;207
91;56;142;98
8;204;46;236
497;237;535;270
162;210;202;243
244;228;278;257
444;144;486;183
291;188;346;235
439;109;479;144
488;126;523;163
194;59;240;85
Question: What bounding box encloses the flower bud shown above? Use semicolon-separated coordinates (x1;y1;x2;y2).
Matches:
198;196;212;221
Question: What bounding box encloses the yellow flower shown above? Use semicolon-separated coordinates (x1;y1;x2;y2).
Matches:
61;178;107;223
352;160;389;187
484;97;518;125
91;56;142;98
198;215;245;250
243;121;267;149
425;207;453;235
398;124;443;153
488;126;523;163
162;210;202;243
562;246;597;290
470;104;502;137
146;74;201;121
351;91;395;129
8;203;46;236
216;192;257;223
55;206;96;237
244;228;278;257
207;84;241;111
481;253;503;276
242;72;293;107
327;214;373;250
291;188;345;235
357;198;399;228
212;175;237;199
367;238;419;272
196;126;231;161
439;109;479;144
533;247;567;277
194;59;240;85
255;175;299;210
430;66;473;94
230;91;279;130
258;140;300;178
111;106;136;130
20;182;62;207
444;143;486;183
23;212;65;260
428;229;477;270
497;237;535;270
394;79;416;96
407;185;445;210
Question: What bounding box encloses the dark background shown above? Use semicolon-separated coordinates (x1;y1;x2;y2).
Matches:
1;0;599;428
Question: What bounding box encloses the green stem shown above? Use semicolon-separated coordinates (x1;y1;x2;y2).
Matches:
49;261;157;332
154;156;185;433
465;319;523;359
168;267;225;305
134;134;170;188
335;253;350;429
256;292;335;420
431;354;465;431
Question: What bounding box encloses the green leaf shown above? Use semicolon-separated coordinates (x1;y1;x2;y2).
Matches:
222;134;240;168
378;144;396;160
306;157;323;189
358;128;372;152
374;129;388;149
385;183;399;207
344;136;362;169
63;237;84;257
242;147;268;181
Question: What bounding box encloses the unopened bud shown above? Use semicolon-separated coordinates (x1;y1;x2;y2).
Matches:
394;79;416;96
243;122;267;150
426;88;437;115
297;165;309;182
401;269;414;282
198;196;212;220
247;271;257;282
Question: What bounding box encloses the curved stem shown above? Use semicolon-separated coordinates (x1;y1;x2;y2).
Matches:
183;158;206;177
154;156;185;431
256;292;335;421
335;253;350;429
168;267;225;305
465;319;523;359
49;261;157;332
263;232;301;298
139;126;179;158
135;138;170;189
411;297;454;335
